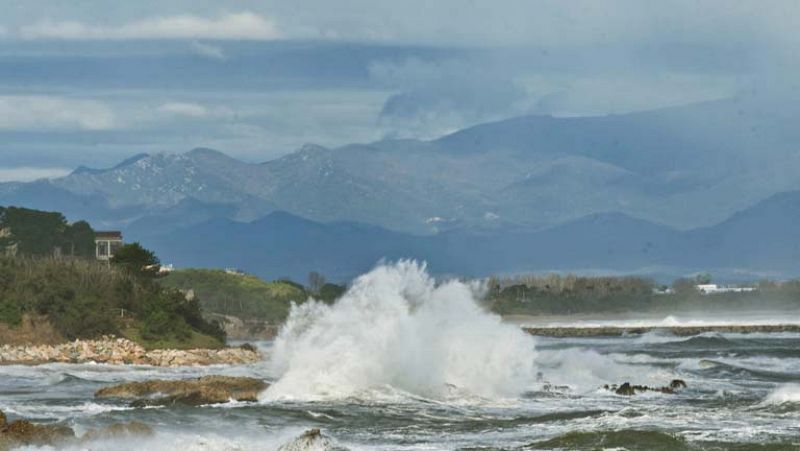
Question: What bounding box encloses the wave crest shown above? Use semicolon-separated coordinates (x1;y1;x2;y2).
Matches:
262;261;537;401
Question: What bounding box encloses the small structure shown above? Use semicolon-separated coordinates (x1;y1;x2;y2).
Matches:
95;231;123;261
696;283;757;295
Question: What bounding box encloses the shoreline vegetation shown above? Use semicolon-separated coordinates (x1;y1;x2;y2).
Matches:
0;206;236;362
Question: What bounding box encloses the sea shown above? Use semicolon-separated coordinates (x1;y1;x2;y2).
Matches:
1;261;799;450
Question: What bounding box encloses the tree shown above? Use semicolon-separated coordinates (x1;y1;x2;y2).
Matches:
111;242;160;279
318;283;346;303
694;273;712;285
64;220;95;257
308;271;326;294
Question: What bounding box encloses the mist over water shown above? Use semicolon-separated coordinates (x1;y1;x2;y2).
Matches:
263;261;538;401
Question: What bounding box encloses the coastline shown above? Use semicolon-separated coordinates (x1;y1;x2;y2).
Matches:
0;336;260;366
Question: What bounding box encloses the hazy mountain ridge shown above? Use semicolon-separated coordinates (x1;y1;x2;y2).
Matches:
1;96;799;238
138;191;800;281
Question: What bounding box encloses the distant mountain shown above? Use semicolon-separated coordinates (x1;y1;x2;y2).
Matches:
3;96;800;236
140;192;800;281
144;211;430;281
682;191;800;271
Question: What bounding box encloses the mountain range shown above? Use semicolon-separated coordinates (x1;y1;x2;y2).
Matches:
1;95;798;280
139;190;799;282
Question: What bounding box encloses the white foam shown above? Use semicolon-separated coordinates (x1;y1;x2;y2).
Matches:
262;261;538;401
763;383;800;405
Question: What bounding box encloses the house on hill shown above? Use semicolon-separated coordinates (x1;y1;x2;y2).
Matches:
95;231;123;261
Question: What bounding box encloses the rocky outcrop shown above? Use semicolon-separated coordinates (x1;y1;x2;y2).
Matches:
0;337;260;366
0;412;75;450
0;410;155;450
277;429;337;451
95;375;269;406
605;379;688;396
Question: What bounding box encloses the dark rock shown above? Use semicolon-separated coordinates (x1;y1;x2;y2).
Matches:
239;343;258;353
615;382;636;396
670;379;687;389
607;380;688;396
277;428;336;451
95;375;269;406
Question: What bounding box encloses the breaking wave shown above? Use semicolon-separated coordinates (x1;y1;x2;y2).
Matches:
763;383;800;405
262;261;538;401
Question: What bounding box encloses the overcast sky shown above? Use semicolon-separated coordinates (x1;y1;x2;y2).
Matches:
0;0;796;179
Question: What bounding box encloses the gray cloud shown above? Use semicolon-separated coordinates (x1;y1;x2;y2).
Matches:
17;12;280;40
371;58;532;138
0;96;115;130
0;166;71;182
0;0;797;171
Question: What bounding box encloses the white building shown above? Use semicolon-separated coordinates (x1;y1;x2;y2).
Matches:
696;284;757;295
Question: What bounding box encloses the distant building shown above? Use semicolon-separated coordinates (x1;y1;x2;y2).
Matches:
696;283;757;295
95;231;123;261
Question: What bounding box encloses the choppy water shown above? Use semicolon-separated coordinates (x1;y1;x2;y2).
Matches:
2;263;800;450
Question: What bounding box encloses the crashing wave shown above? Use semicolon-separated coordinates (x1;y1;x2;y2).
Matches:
262;261;538;401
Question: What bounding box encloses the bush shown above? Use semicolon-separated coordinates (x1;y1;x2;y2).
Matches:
0;299;22;327
0;256;224;344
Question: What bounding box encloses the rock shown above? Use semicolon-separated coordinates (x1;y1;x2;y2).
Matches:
0;336;260;367
605;380;688;396
277;429;336;451
670;379;687;389
95;375;269;406
0;410;5;429
239;342;258;353
82;421;154;442
0;419;75;448
615;382;636;396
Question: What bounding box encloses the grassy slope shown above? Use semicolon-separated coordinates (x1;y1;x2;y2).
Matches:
159;269;308;324
120;322;224;350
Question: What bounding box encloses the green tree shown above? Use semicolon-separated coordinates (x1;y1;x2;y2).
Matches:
111;242;161;279
318;283;346;303
64;220;96;257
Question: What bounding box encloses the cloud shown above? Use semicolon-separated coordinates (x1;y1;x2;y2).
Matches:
371;58;532;138
19;12;280;40
192;41;226;60
158;102;209;117
0;96;115;130
0;167;71;182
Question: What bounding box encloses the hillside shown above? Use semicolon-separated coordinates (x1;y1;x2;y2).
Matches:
159;269;308;323
0;205;227;349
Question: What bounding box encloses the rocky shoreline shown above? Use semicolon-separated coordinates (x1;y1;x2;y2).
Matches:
523;323;800;337
0;337;260;366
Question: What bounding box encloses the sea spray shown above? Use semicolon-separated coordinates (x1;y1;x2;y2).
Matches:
763;383;800;405
262;261;537;401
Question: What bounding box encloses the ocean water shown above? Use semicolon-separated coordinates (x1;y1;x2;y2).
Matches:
2;262;800;450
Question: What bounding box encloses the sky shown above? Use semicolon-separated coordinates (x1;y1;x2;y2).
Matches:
0;0;797;180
